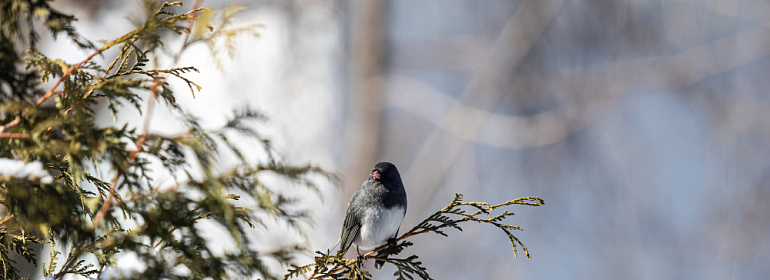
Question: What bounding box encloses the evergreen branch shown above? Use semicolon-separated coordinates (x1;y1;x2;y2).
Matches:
53;239;86;280
61;1;205;272
33;1;207;106
56;3;206;277
81;41;132;99
2;1;331;279
42;248;60;277
288;193;544;280
385;254;431;280
92;78;162;229
0;226;44;280
36;47;106;106
92;0;204;230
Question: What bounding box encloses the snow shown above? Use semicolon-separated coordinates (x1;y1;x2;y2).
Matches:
0;158;53;184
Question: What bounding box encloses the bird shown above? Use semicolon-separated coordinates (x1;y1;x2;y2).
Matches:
338;162;407;270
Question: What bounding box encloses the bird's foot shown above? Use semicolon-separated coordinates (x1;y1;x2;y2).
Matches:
356;254;366;268
387;237;398;248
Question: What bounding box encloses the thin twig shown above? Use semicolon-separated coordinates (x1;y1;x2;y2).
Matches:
36;48;106;106
83;38;140;99
0;213;17;226
0;117;21;134
82;56;119;99
53;239;86;280
174;0;202;63
0;133;28;139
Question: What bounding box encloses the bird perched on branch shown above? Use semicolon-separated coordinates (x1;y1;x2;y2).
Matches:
338;162;407;270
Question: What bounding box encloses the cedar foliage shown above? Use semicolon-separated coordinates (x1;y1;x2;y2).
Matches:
1;1;331;279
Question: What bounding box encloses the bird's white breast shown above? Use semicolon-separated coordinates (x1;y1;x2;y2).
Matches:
354;206;405;251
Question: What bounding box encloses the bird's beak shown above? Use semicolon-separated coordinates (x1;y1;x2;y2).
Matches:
372;171;381;180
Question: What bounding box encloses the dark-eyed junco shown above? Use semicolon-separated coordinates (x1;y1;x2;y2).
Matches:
338;162;407;270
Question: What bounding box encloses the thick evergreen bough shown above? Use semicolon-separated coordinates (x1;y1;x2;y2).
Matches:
1;1;332;279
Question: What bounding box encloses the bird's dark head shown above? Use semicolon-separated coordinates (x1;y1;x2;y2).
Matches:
371;162;401;183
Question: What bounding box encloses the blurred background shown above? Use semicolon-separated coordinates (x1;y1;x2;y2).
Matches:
40;0;770;279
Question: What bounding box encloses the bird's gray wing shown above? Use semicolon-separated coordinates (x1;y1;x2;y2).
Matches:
339;210;360;253
339;189;363;253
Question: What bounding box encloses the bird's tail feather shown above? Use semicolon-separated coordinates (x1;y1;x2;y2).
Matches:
374;260;385;270
328;238;341;252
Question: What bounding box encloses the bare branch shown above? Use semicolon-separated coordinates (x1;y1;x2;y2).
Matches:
0;213;17;226
0;133;28;139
